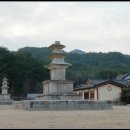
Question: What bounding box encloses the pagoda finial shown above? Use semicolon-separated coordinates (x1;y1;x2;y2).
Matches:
48;41;65;50
54;41;60;44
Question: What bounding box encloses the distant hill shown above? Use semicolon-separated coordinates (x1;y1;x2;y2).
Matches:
18;47;51;63
18;47;130;80
69;49;86;55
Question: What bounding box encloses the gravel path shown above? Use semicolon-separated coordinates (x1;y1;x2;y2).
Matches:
0;105;129;129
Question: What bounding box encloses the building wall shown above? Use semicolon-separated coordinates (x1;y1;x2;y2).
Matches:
94;89;97;100
75;88;96;100
75;83;124;101
98;84;122;101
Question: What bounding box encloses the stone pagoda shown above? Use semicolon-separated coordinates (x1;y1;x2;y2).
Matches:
1;77;9;95
0;77;11;103
39;41;80;100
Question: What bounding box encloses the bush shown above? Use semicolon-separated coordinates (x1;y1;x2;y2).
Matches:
120;88;130;104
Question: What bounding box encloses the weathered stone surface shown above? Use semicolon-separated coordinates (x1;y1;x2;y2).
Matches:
42;80;74;95
0;94;10;100
13;100;112;111
0;77;12;104
36;93;81;100
0;99;13;105
1;77;9;95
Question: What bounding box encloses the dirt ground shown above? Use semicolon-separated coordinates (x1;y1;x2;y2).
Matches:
0;105;129;129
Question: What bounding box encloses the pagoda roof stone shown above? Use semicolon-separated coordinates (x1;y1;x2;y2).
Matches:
48;41;65;50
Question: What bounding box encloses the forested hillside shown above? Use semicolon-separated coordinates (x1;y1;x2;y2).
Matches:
0;47;49;97
0;46;130;97
18;47;51;63
19;47;130;80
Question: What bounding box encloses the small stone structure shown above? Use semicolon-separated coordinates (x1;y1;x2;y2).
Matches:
13;41;112;110
0;77;12;104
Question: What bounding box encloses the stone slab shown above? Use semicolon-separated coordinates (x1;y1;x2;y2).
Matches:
0;94;10;100
0;100;13;105
42;80;74;95
13;100;112;111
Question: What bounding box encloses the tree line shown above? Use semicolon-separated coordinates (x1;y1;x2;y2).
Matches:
0;47;49;97
0;46;130;97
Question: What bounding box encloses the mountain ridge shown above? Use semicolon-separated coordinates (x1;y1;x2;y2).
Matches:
18;47;130;80
69;49;86;55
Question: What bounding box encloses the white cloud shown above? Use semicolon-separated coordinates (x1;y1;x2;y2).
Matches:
0;2;130;54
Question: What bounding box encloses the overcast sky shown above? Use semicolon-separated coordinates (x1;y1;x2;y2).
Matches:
0;2;130;54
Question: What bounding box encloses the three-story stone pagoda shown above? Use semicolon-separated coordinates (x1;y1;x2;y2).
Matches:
39;41;80;100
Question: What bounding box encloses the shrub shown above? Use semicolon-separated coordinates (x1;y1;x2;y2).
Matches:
120;88;130;104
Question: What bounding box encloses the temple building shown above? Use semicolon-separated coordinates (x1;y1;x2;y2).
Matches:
74;79;127;102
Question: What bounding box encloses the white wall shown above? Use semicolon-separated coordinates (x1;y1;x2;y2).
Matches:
98;84;122;101
76;89;96;100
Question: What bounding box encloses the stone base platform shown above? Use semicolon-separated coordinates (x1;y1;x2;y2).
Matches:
0;94;10;100
0;100;13;105
36;93;82;100
13;100;112;111
0;94;12;105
